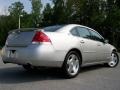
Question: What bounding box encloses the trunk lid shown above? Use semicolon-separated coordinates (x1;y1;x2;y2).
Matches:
6;28;39;47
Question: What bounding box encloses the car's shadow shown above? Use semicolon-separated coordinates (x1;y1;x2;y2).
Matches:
0;64;105;84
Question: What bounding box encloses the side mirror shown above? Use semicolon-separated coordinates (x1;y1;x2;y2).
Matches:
104;39;109;44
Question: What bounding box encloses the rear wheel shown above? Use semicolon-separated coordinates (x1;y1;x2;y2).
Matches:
62;51;81;78
107;51;119;67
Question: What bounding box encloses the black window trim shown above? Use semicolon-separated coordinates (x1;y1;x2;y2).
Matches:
88;29;105;43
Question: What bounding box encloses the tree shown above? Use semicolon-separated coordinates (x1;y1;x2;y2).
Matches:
8;1;26;28
42;3;53;26
0;15;17;46
104;0;120;47
30;0;42;27
8;1;24;17
115;0;120;9
63;0;75;23
52;0;65;24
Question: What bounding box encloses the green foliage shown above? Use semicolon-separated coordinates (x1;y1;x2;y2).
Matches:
52;0;65;24
30;0;42;27
8;1;24;17
0;15;17;46
42;3;53;26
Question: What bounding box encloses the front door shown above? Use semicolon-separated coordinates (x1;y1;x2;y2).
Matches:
76;27;98;63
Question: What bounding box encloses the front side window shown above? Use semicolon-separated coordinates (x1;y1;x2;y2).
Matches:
76;27;91;39
90;30;104;42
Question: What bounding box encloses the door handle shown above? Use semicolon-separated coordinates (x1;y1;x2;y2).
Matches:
80;40;85;43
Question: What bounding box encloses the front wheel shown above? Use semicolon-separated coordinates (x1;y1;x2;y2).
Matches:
62;51;81;78
107;52;119;67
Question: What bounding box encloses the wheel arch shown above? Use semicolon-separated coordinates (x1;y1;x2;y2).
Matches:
62;48;83;67
112;49;117;52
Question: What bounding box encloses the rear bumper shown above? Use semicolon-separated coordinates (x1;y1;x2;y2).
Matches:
1;44;66;67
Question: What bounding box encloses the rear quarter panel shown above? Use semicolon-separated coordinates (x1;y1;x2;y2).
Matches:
45;32;82;52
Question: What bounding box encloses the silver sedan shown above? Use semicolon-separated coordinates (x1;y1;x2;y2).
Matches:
1;24;119;78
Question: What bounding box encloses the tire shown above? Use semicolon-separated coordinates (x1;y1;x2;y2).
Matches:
62;51;81;78
107;51;119;68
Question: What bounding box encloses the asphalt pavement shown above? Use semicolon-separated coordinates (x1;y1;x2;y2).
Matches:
0;55;120;90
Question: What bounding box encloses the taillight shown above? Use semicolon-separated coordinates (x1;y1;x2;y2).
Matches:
32;31;51;43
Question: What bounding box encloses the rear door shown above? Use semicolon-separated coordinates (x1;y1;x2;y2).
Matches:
76;27;98;63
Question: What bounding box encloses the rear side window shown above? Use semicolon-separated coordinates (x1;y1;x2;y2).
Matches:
70;27;79;37
43;25;64;32
76;27;91;39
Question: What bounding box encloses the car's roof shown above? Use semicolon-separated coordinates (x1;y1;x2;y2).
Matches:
57;24;95;33
9;24;95;33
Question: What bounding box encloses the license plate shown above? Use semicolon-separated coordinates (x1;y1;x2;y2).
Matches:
8;50;16;58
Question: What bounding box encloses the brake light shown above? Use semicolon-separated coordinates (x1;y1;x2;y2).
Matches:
32;31;51;43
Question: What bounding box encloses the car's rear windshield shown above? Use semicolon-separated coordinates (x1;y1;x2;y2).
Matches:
43;25;64;32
